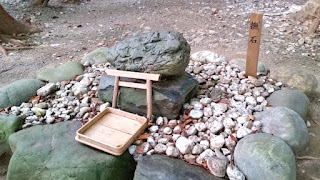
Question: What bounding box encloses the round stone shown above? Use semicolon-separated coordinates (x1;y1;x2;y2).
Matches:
255;107;309;155
234;134;296;180
267;89;310;118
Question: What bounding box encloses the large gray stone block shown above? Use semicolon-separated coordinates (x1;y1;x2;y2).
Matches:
98;72;198;119
134;155;222;180
7;121;136;180
82;31;191;77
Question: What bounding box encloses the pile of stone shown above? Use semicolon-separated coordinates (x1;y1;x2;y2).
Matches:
129;51;312;179
0;31;317;180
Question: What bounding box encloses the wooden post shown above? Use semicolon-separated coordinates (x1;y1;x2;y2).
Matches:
112;76;120;108
146;80;152;121
245;12;263;77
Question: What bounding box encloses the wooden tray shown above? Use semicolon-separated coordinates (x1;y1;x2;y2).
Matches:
75;69;160;156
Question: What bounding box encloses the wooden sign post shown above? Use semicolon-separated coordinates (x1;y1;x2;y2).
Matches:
245;12;263;77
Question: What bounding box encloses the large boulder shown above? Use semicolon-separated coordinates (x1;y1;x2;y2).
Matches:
7;121;136;180
133;155;222;180
234;133;296;180
98;72;198;119
37;61;84;83
0;79;44;108
255;107;309;155
270;67;318;98
82;31;191;76
267;89;310;118
0;114;24;156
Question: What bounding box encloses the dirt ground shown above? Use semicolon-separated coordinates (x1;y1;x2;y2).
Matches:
0;0;319;179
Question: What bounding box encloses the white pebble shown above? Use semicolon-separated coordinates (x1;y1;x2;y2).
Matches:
156;116;164;126
163;127;172;135
166;146;180;157
210;135;225;149
203;107;213;117
149;125;159;133
236;126;252;138
195;122;207;132
190;109;204;119
186;126;197;136
154;143;167;153
175;136;193;154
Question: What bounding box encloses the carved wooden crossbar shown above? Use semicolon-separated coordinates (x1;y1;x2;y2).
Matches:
105;69;160;120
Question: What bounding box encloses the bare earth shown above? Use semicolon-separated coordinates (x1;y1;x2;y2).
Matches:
0;0;319;179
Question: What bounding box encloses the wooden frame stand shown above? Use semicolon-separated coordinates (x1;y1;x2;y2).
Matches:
75;69;160;155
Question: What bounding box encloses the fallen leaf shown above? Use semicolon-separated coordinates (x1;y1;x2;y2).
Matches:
219;98;230;105
251;127;262;134
73;74;81;78
202;159;209;170
137;133;150;140
230;134;238;142
184;107;193;118
182;118;194;127
28;96;40;102
135;144;145;154
266;104;272;107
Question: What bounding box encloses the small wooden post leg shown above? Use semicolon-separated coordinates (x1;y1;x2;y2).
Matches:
146;80;152;121
112;76;120;108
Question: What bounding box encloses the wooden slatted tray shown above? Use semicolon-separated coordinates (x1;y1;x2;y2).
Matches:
75;69;160;156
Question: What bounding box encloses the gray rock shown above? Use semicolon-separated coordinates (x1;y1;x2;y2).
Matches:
82;47;109;65
31;107;46;117
255;107;309;155
134;155;223;180
209;88;222;102
0;114;24;156
37;61;84;83
83;31;190;76
37;83;57;96
8;121;136;180
234;134;296;180
98;73;198;119
267;89;310;118
270;67;318;98
72;83;88;96
0;79;44;108
229;59;269;75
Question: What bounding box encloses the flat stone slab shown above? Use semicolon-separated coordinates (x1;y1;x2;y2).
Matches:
98;72;198;119
255;107;309;155
0;79;44;108
82;31;190;76
8;121;136;180
37;61;84;83
267;89;310;118
134;154;223;180
234;133;296;180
